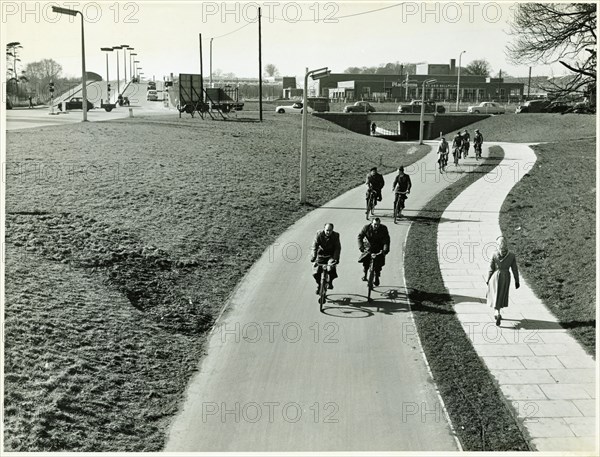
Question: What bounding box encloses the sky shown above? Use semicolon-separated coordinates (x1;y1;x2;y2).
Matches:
3;1;574;83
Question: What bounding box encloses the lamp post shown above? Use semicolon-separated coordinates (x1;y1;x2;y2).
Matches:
134;60;140;80
100;47;113;103
210;38;214;88
129;52;137;80
121;45;130;82
419;79;437;145
113;46;122;94
52;6;87;121
300;66;330;203
455;50;466;112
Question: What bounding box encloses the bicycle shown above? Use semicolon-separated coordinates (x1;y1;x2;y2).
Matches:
365;187;378;220
366;251;383;302
438;152;448;173
393;191;408;223
316;258;336;311
474;143;482;160
461;141;470;158
453;147;460;166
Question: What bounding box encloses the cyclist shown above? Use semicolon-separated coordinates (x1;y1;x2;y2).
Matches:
310;223;341;293
452;132;463;165
437;137;449;173
473;129;484;159
392;166;412;213
461;130;471;158
365;167;385;205
358;217;390;287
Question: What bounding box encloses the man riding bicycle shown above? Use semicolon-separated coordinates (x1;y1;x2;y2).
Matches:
461;129;471;158
358;218;390;287
473;129;483;159
392;166;412;212
365;167;385;205
437;137;449;172
452;132;463;164
310;223;341;294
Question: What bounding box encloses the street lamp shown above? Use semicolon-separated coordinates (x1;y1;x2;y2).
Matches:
113;46;122;94
455;50;466;112
121;45;130;82
419;79;437;145
134;60;140;80
52;6;88;121
129;52;137;80
100;47;113;103
300;66;331;203
210;38;214;87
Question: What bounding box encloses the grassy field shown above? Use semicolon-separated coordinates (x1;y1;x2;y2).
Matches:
4;113;428;451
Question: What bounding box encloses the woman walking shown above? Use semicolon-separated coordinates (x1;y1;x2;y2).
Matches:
487;236;520;325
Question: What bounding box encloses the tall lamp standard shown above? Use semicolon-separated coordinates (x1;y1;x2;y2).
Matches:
455;50;466;112
113;46;122;94
121;45;130;82
100;47;113;102
134;60;140;80
52;6;88;121
300;66;330;203
419;79;437;145
129;52;137;81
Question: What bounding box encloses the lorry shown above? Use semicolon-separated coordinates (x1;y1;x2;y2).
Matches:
204;86;244;112
397;100;445;114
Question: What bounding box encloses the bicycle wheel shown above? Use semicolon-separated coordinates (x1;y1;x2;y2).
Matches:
365;198;372;220
393;196;398;223
367;264;374;302
319;270;328;308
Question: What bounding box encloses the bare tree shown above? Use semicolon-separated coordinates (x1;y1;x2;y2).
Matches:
465;59;492;76
507;3;596;101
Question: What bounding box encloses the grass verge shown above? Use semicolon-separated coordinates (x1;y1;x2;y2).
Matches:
499;139;596;354
4;114;428;451
405;146;531;451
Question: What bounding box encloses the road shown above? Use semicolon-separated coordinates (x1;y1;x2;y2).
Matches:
5;80;172;131
165;146;471;452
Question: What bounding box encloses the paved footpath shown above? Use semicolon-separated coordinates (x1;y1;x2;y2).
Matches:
438;143;597;453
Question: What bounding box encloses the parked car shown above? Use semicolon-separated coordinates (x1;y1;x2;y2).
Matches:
58;97;94;111
275;101;312;114
147;90;159;101
343;101;376;113
397;100;445;114
467;102;505;114
515;99;552;113
545;101;570;113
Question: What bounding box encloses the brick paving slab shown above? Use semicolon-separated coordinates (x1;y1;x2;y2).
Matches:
437;143;598;452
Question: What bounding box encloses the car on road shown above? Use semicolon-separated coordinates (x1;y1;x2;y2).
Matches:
397;100;445;114
343;101;376;113
58;97;94;111
147;81;156;90
467;102;505;114
147;90;159;101
515;99;571;113
275;101;312;114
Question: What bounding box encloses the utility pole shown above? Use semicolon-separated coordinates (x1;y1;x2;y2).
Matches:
527;66;531;100
258;7;263;121
199;34;204;107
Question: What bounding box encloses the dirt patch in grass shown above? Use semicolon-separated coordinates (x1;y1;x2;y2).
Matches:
499;139;596;354
4;114;428;451
405;146;531;451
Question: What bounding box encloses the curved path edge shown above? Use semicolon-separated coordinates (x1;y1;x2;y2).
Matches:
437;142;597;453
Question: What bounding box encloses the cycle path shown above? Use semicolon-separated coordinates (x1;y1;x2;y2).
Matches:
165;144;465;452
437;143;597;452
